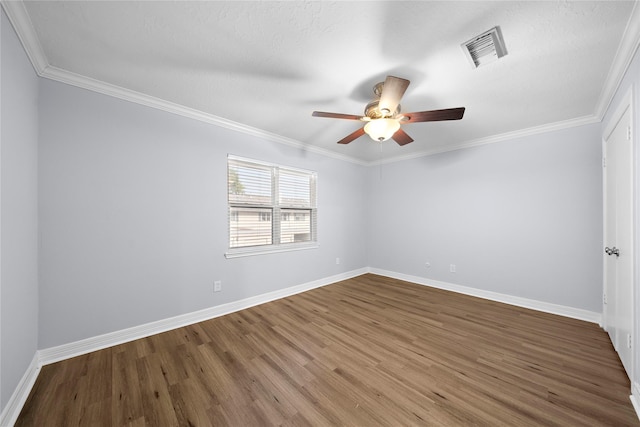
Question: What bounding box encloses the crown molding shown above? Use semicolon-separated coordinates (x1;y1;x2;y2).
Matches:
1;0;368;166
3;0;638;168
32;65;612;168
1;0;47;73
594;0;640;119
368;114;601;166
40;65;369;166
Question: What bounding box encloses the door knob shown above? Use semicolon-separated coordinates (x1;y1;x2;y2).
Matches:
605;246;620;257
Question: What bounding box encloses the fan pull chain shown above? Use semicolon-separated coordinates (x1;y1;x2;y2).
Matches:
379;142;383;179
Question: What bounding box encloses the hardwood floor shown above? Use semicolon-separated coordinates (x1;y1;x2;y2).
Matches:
16;274;639;426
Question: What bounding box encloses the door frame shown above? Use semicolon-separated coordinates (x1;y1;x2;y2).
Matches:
602;85;635;390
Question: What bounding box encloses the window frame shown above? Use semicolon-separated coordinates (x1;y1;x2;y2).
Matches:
225;155;318;259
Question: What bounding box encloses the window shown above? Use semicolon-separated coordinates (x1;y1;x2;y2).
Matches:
259;212;272;221
226;155;317;257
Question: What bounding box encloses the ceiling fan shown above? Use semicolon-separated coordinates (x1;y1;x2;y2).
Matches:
312;76;465;146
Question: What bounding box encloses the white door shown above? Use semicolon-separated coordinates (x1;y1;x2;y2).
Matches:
604;101;633;378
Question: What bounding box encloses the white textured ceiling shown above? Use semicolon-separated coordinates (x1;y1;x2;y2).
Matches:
5;1;639;163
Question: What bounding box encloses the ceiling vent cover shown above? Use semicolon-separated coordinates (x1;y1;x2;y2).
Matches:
462;26;507;68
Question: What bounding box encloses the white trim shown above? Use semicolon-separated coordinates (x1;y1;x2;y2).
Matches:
369;114;601;166
38;63;605;168
603;89;633;141
3;0;639;167
38;268;367;365
602;130;610;333
368;268;602;325
0;0;47;74
226;155;318;257
37;63;608;169
8;267;606;422
602;86;636;387
631;382;640;421
40;66;369;167
0;0;366;167
595;1;640;120
0;354;40;427
0;7;3;422
225;243;318;259
228;153;316;175
601;86;634;335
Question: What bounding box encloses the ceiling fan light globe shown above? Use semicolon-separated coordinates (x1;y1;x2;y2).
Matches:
364;118;400;142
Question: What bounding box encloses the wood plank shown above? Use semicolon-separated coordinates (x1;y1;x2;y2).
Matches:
15;274;640;426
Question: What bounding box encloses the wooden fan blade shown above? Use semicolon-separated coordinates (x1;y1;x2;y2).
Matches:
392;128;414;146
312;111;364;121
379;76;410;116
402;107;465;123
337;127;366;144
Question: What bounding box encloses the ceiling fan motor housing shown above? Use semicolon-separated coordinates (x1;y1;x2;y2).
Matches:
365;100;400;119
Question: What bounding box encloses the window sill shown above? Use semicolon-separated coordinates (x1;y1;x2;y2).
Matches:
225;242;319;259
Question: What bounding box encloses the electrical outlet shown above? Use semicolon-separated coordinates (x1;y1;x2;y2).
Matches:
450;264;456;273
628;334;632;348
336;257;340;265
214;280;222;292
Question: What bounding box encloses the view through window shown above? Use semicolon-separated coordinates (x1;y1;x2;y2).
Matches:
227;156;317;254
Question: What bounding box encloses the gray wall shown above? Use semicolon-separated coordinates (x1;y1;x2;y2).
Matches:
0;9;40;411
35;71;608;348
38;78;369;349
368;124;603;312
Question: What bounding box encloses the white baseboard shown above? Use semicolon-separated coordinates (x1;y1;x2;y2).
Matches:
5;266;605;425
0;353;40;427
368;268;602;325
631;383;640;421
38;266;602;366
3;268;364;424
39;268;367;366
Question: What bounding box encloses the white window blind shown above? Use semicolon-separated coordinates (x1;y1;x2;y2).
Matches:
227;155;317;257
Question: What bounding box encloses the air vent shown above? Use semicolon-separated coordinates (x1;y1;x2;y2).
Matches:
462;26;507;68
